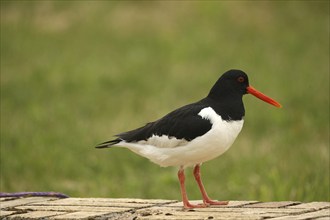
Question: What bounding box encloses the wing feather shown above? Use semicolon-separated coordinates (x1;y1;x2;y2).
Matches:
96;100;212;148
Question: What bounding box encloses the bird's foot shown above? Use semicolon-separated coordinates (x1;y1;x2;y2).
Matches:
183;201;208;209
183;200;228;209
204;199;229;206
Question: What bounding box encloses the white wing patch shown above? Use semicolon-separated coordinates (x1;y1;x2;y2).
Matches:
137;134;188;148
198;107;220;122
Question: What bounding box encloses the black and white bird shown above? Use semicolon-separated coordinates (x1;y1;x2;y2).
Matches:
96;69;281;209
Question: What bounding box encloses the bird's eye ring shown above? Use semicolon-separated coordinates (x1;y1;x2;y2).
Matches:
237;76;245;83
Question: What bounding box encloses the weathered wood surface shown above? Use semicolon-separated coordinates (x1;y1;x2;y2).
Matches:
0;197;329;220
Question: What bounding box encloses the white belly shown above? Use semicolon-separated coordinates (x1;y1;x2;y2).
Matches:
115;107;244;167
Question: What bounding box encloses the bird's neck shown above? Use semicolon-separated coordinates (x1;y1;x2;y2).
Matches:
204;95;245;121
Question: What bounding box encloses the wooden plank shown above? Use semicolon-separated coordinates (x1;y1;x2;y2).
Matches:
226;201;260;207
0;210;17;217
243;201;301;208
270;208;330;220
0;197;16;201
0;197;56;209
135;207;285;219
132;200;329;219
30;197;176;208
35;197;176;205
158;206;310;215
49;211;113;219
9;211;67;219
288;202;330;210
135;215;262;220
165;200;260;208
1;198;329;220
15;205;131;212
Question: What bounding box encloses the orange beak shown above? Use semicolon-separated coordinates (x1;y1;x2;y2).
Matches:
247;86;282;108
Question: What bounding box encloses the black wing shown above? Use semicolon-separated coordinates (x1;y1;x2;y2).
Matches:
96;100;212;148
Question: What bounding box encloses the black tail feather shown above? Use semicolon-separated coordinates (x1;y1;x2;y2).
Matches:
95;138;121;148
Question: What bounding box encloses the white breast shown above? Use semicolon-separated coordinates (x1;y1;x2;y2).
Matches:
115;107;244;168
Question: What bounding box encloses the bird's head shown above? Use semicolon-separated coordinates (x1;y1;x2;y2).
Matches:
208;69;282;108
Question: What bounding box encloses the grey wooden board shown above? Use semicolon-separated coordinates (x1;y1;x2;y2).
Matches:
1;197;329;220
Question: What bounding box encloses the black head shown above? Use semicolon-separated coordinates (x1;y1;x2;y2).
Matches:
208;69;250;100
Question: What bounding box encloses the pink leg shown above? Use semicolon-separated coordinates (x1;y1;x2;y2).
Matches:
178;167;207;209
193;164;229;206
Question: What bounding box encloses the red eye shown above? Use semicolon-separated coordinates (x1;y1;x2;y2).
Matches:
237;76;245;83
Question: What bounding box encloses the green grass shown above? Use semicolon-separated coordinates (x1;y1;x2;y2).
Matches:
1;1;329;202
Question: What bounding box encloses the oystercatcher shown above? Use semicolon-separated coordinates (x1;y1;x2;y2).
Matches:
96;69;281;209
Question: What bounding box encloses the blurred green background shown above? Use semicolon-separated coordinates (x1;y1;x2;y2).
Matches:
1;1;329;202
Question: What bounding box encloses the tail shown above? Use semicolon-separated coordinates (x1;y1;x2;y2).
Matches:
95;138;121;148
